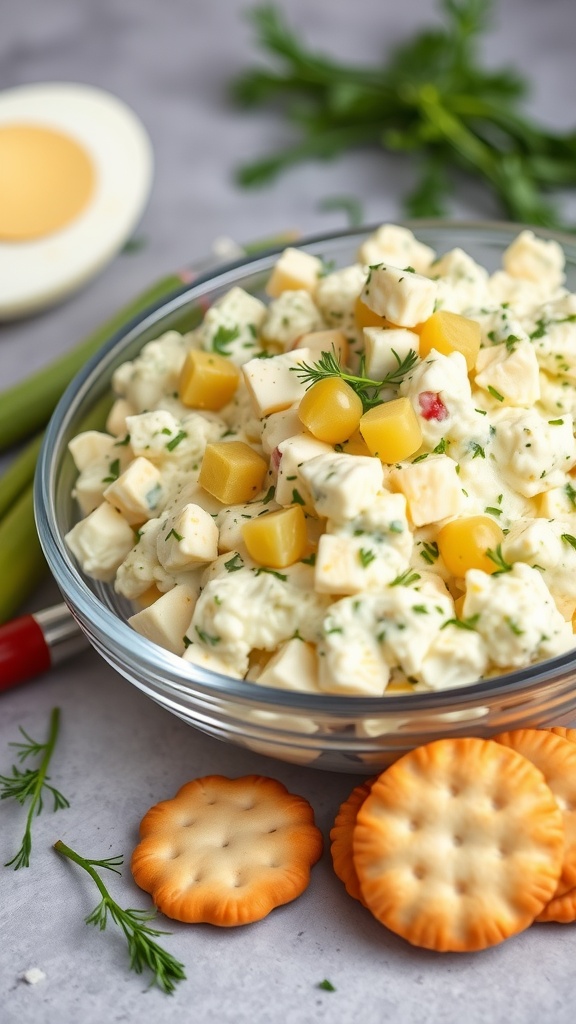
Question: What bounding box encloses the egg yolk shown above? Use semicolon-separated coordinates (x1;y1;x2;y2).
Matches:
0;123;95;241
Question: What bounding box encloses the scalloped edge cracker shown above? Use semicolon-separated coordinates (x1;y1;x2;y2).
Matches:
131;774;323;926
494;728;576;897
330;777;375;903
353;737;564;952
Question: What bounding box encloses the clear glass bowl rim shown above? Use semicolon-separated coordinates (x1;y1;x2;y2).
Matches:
35;218;576;720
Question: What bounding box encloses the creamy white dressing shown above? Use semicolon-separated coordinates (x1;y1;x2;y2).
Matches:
65;224;576;695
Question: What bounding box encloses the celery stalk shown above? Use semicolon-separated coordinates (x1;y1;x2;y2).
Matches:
0;433;44;520
0;393;114;622
0;232;297;622
0;483;47;624
0;272;184;451
0;232;296;453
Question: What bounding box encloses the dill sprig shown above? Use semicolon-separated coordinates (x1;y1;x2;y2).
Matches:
485;544;513;574
1;707;69;870
293;347;418;412
233;1;576;229
53;841;186;995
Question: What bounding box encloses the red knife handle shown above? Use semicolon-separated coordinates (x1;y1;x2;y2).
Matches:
0;604;87;691
0;614;51;690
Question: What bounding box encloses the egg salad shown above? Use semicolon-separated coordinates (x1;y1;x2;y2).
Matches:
65;224;576;697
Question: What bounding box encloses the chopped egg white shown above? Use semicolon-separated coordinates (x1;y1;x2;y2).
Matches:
65;223;576;696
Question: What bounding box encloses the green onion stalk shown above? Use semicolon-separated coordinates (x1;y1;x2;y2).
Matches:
0;233;295;624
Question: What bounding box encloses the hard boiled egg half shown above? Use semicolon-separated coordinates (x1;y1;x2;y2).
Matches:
0;82;153;318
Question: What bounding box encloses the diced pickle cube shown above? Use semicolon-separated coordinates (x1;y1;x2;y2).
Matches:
338;429;372;457
298;377;363;444
242;504;307;568
418;310;481;371
179;349;239;410
354;295;389;330
360;397;422;463
437;515;505;577
199;441;268;504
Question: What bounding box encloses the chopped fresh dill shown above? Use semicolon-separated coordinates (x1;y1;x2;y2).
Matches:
292;347;418;412
1;708;69;869
389;569;421;587
485;544;512;574
53;842;186;994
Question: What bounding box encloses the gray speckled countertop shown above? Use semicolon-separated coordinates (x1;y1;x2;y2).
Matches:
2;2;576;1021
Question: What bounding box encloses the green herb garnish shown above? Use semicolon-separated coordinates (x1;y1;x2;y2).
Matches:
487;385;504;403
232;1;576;228
224;553;244;572
165;430;187;452
1;708;69;869
165;528;184;543
389;569;421;587
318;979;336;992
254;566;288;581
53;842;186;994
301;552;317;566
293;347;418;412
420;541;439;565
485;544;512;574
212;325;241;356
358;547;376;568
565;482;576;509
318;195;364;227
441;613;480;631
195;626;221;646
102;458;121;484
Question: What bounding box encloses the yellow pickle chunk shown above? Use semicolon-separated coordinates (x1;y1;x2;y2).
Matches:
242;504;307;568
179;349;240;410
359;397;422;463
298;378;363;445
419;310;481;371
199;441;268;504
437;515;506;576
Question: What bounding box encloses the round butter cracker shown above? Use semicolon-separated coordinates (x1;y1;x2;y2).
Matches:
330;777;375;903
494;728;576;897
353;736;564;952
131;774;323;926
536;884;576;924
546;726;576;745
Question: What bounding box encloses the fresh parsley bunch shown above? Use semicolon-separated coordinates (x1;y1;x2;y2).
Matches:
232;0;576;229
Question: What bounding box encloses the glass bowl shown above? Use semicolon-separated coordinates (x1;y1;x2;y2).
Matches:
35;220;576;773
